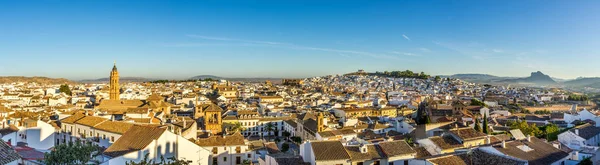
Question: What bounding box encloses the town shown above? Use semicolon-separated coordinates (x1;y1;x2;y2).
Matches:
1;64;599;165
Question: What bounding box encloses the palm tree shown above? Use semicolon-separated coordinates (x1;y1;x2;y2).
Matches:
229;122;245;134
265;123;275;140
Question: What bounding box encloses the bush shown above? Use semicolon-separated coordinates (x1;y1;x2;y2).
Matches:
281;143;290;152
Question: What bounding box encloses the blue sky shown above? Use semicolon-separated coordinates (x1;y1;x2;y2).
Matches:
1;0;599;80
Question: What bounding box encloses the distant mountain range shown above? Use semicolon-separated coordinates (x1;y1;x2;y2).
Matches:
563;77;600;88
79;77;153;83
78;75;288;83
498;71;556;85
188;75;285;83
446;71;600;89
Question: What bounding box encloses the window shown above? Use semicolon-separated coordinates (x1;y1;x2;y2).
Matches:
213;148;218;154
111;136;114;142
236;146;241;153
247;154;251;158
213;158;218;165
236;156;241;164
223;157;227;162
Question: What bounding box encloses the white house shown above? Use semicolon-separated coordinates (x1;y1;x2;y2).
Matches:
194;132;254;165
14;119;56;150
102;125;210;165
558;123;600;150
564;109;600;127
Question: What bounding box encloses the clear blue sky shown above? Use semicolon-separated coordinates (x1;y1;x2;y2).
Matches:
1;0;599;80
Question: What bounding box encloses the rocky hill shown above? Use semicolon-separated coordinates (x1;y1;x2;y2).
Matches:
499;71;556;85
0;76;76;84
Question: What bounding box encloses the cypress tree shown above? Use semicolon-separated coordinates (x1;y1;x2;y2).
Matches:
482;113;489;134
474;117;482;132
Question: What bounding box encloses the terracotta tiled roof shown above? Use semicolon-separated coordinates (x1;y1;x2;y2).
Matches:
569;123;600;140
264;142;280;154
378;140;416;157
429;136;463;150
0;125;19;136
413;146;432;158
0;140;20;164
103;125;166;158
194;132;245;146
345;145;384;161
74;116;108;127
93;121;136;134
493;137;569;165
60;113;86;124
449;128;487;141
310;141;351;161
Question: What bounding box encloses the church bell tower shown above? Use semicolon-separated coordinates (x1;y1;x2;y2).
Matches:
109;62;120;100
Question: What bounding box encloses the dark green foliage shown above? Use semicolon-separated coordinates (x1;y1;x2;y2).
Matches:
373;70;430;79
534;110;551;115
281;143;290;152
291;136;302;144
415;101;431;124
283;131;291;138
568;94;589;101
577;157;593;165
126;153;192;165
544;124;560;141
470;98;486;106
43;142;99;165
508;120;543;137
482;114;489;134
59;84;72;95
474;117;482;132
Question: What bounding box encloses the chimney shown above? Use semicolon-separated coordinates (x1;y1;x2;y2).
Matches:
501;140;506;148
575;129;579;136
486;136;491;144
526;135;531;142
182;117;187;127
360;144;368;153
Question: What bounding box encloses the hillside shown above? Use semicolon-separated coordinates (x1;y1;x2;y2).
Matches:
79;77;153;83
0;76;76;84
499;71;556;85
189;75;223;80
564;77;600;87
446;74;505;83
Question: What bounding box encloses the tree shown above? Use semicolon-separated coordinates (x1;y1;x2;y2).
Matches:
473;117;482;132
509;120;543;137
282;131;291;141
434;76;442;82
470;98;486;106
229;122;246;134
126;153;192;165
281;143;290;152
43;142;99;165
265;123;275;137
577;157;593;165
482;114;489;134
291;136;302;144
59;84;72;96
545;124;560;141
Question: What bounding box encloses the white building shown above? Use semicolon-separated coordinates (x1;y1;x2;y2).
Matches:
558;123;600;150
102;125;210;165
